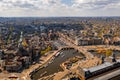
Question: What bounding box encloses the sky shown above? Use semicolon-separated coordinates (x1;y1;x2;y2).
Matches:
0;0;120;17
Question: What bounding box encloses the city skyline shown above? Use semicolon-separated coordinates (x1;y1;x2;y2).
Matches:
0;0;120;17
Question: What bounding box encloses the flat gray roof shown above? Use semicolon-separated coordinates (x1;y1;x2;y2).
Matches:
84;62;113;72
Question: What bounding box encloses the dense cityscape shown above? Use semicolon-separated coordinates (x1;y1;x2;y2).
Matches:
0;17;120;80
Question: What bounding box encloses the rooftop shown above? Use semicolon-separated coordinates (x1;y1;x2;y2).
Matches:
86;62;113;72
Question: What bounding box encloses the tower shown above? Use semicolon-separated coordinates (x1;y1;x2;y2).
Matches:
18;31;23;48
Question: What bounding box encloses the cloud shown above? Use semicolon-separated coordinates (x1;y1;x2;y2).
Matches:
0;0;61;9
72;0;120;10
0;0;120;17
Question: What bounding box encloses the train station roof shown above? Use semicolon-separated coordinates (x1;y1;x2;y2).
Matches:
84;62;113;72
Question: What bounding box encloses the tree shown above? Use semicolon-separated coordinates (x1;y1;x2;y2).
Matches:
22;39;28;47
106;50;112;57
40;46;52;55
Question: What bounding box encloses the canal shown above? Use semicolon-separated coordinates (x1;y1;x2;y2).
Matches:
32;49;85;80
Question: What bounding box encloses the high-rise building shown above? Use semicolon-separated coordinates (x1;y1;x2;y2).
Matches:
18;31;23;48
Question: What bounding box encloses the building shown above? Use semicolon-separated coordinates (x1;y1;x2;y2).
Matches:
75;37;102;46
76;61;120;80
0;60;5;68
75;38;88;46
112;37;120;45
20;56;31;68
0;51;4;60
5;62;22;72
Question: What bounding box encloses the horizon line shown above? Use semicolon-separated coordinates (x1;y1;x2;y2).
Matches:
0;16;120;18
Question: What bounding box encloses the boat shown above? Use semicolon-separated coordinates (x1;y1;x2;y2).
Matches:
60;52;63;55
49;59;53;64
55;52;61;57
40;71;47;77
48;61;52;64
51;57;55;60
61;54;65;57
43;64;48;68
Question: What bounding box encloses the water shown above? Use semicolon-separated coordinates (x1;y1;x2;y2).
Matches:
32;49;84;80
